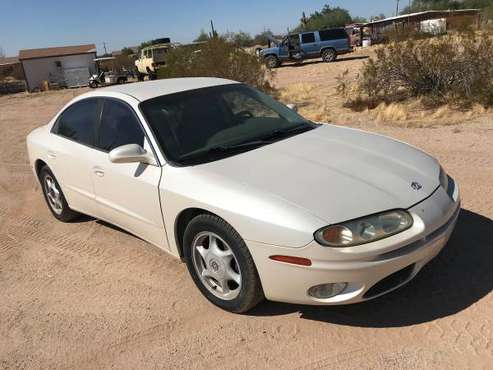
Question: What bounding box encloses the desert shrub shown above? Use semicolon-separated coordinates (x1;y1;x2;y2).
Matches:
157;37;273;92
341;33;493;108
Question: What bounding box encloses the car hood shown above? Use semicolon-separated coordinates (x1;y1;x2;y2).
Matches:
196;124;440;224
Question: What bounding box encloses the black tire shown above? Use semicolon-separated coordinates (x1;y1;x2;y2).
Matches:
89;80;98;88
322;48;337;63
117;77;126;84
183;214;264;313
264;55;281;69
39;166;80;222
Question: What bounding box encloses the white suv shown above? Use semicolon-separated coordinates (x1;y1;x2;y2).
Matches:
135;43;170;80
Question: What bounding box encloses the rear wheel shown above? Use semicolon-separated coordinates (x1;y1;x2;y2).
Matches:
265;55;281;69
183;214;264;313
39;166;80;222
322;48;337;63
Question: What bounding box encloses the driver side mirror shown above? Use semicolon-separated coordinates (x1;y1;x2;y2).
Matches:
109;144;155;165
286;103;298;112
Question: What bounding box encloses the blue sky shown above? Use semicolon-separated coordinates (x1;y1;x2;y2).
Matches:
1;0;395;56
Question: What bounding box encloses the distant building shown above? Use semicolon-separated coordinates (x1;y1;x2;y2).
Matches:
362;9;481;44
19;44;97;91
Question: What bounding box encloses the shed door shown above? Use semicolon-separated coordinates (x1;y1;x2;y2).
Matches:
64;67;90;87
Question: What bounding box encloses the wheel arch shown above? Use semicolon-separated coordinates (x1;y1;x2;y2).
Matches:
174;207;216;259
34;159;48;180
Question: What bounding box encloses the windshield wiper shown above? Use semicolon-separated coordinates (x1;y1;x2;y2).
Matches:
179;140;269;164
260;125;314;142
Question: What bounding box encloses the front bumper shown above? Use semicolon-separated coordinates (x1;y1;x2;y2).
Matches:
248;183;460;305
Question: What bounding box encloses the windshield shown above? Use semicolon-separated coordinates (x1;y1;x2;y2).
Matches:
139;84;314;165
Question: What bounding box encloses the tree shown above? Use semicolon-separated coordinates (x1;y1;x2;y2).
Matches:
352;16;368;23
224;31;254;47
253;30;274;45
295;5;353;31
121;47;135;56
370;13;387;21
194;29;210;42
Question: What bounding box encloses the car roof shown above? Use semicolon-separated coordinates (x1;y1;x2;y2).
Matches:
93;77;239;102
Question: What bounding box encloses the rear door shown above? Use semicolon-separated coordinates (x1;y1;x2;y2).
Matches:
91;98;166;248
48;98;101;217
300;32;319;57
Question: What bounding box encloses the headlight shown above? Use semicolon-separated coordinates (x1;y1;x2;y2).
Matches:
315;210;413;247
439;166;449;193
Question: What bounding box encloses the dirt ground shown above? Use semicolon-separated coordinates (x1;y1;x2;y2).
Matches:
1;56;493;369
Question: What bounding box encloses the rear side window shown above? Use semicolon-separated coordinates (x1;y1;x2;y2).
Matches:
55;98;99;146
301;33;316;44
97;99;144;152
319;29;348;41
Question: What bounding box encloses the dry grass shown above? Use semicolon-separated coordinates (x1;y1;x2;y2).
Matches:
278;82;334;122
278;79;492;127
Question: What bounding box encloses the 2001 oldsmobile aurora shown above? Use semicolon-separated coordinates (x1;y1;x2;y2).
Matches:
27;78;460;313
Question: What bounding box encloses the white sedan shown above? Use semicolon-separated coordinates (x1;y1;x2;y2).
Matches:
27;78;460;313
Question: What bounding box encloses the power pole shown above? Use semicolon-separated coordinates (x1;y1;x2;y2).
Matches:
396;0;400;16
210;20;217;38
103;42;108;55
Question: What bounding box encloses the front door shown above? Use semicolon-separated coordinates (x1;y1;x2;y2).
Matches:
91;98;166;248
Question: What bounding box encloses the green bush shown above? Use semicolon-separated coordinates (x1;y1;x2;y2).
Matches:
157;37;273;92
345;33;493;108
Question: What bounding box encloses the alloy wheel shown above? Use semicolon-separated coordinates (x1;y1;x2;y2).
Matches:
191;231;242;300
44;175;63;215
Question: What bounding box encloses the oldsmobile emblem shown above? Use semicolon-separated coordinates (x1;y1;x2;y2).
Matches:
411;182;422;191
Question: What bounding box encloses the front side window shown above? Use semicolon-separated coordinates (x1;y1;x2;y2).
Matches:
55;98;99;146
140;84;314;165
97;99;144;152
301;33;316;44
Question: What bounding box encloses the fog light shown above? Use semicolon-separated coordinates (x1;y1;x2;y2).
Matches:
308;282;347;299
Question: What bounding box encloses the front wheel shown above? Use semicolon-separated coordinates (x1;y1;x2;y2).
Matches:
183;214;264;313
88;80;98;88
264;55;281;69
322;48;337;63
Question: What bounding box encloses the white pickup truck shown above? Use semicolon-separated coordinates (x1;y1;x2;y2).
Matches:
135;40;171;80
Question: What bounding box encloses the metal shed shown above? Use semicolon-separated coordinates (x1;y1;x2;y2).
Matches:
361;9;481;44
19;44;97;91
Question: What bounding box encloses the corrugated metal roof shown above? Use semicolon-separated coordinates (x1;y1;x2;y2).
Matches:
19;44;96;60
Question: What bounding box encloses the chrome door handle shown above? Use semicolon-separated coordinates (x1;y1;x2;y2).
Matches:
93;167;105;177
